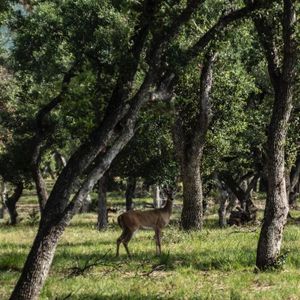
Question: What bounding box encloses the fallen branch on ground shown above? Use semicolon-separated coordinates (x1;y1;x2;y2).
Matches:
68;249;111;277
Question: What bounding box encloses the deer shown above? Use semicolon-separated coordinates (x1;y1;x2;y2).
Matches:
116;188;174;257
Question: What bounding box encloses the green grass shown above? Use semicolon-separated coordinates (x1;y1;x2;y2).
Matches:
1;189;300;299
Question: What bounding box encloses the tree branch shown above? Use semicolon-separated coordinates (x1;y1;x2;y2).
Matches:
62;66;166;218
250;9;281;87
185;0;269;61
282;0;297;82
151;0;205;49
41;0;204;220
192;50;217;147
31;62;79;211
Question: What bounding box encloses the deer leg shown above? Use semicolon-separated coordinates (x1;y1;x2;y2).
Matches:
155;228;161;256
123;230;134;258
116;230;126;257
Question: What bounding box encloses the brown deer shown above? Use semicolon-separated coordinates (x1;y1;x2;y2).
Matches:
116;189;174;257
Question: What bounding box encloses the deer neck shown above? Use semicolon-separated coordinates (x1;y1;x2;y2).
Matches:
162;199;173;215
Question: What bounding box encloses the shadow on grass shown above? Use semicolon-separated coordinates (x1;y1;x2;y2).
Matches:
119;249;256;271
0;251;27;272
0;264;23;272
52;244;256;274
0;233;257;275
0;241;257;279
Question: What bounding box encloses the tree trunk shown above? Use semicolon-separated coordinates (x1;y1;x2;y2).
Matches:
97;174;108;230
288;155;300;207
221;172;258;219
0;181;7;219
9;222;65;300
218;197;228;228
32;168;48;213
0;203;4;219
53;150;67;174
80;194;92;213
218;189;229;228
256;125;289;268
256;86;292;268
152;185;162;208
181;157;203;230
125;177;136;211
173;51;216;231
5;182;23;225
255;0;296;269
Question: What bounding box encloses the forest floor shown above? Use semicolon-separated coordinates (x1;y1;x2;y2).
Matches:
1;190;300;300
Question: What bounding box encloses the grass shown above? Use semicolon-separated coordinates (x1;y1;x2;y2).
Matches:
1;192;300;299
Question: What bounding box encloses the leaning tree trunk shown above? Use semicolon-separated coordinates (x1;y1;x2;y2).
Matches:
125;177;136;211
181;155;203;230
254;0;296;269
9;220;66;300
5;182;23;225
97;174;108;230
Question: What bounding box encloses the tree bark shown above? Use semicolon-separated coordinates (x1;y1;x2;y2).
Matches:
5;182;23;225
255;0;297;269
79;194;92;213
32;165;48;213
152;185;162;208
97;173;108;230
53;150;67;172
256;88;293;268
218;195;228;228
215;178;229;228
288;155;300;207
0;202;4;219
9;221;66;300
173;51;216;230
0;180;7;219
221;172;258;218
125;177;136;211
181;157;203;229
